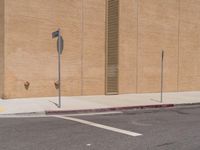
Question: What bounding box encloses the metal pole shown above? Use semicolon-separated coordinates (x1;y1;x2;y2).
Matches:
58;29;61;108
161;50;164;103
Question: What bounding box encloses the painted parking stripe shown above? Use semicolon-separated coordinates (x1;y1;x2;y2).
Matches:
54;115;142;137
65;111;123;117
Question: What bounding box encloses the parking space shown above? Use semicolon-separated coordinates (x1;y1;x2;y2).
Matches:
0;106;200;150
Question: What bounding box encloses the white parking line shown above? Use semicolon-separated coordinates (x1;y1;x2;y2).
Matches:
54;115;142;137
65;111;123;117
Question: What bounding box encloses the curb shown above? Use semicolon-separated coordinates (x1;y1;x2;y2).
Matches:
45;104;175;115
1;102;200;116
174;102;200;107
0;111;45;116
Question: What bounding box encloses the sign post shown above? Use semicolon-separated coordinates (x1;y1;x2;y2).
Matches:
161;50;164;103
52;29;64;108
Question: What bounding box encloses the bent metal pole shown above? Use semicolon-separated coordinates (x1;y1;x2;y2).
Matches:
52;28;63;108
161;50;164;103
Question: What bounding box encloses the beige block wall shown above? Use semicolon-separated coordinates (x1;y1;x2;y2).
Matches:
3;0;105;98
2;0;200;99
4;0;83;98
0;0;4;98
119;0;138;94
179;0;200;91
82;0;105;95
137;0;179;93
119;0;200;93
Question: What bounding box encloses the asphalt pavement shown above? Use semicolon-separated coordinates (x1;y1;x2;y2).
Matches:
0;105;200;150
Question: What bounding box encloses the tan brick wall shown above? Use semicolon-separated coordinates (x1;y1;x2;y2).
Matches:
3;0;105;98
4;0;83;98
118;0;200;93
82;0;105;95
119;0;138;94
0;0;4;98
2;0;200;99
179;0;200;91
137;0;179;93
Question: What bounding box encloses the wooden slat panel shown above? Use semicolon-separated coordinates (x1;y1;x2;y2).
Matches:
106;0;119;94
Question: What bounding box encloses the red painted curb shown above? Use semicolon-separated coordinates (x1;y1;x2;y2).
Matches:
45;104;174;115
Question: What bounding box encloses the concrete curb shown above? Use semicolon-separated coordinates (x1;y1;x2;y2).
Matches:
174;102;200;106
1;102;200;116
45;104;175;115
0;111;45;116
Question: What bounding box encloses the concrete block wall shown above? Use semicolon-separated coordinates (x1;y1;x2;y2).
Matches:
119;0;200;94
0;0;4;98
1;0;200;98
119;0;138;94
82;0;105;95
3;0;105;98
179;0;200;91
137;0;179;93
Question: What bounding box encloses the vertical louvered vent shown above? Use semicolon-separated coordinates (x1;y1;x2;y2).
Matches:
106;0;119;95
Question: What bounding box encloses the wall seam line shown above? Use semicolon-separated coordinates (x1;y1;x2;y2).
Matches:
105;0;108;95
81;0;84;95
177;0;180;92
3;0;5;98
136;0;139;93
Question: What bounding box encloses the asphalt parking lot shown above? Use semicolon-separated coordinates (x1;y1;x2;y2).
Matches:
0;105;200;150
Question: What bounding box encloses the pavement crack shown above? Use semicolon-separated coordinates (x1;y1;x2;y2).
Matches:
156;142;175;147
173;110;190;115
